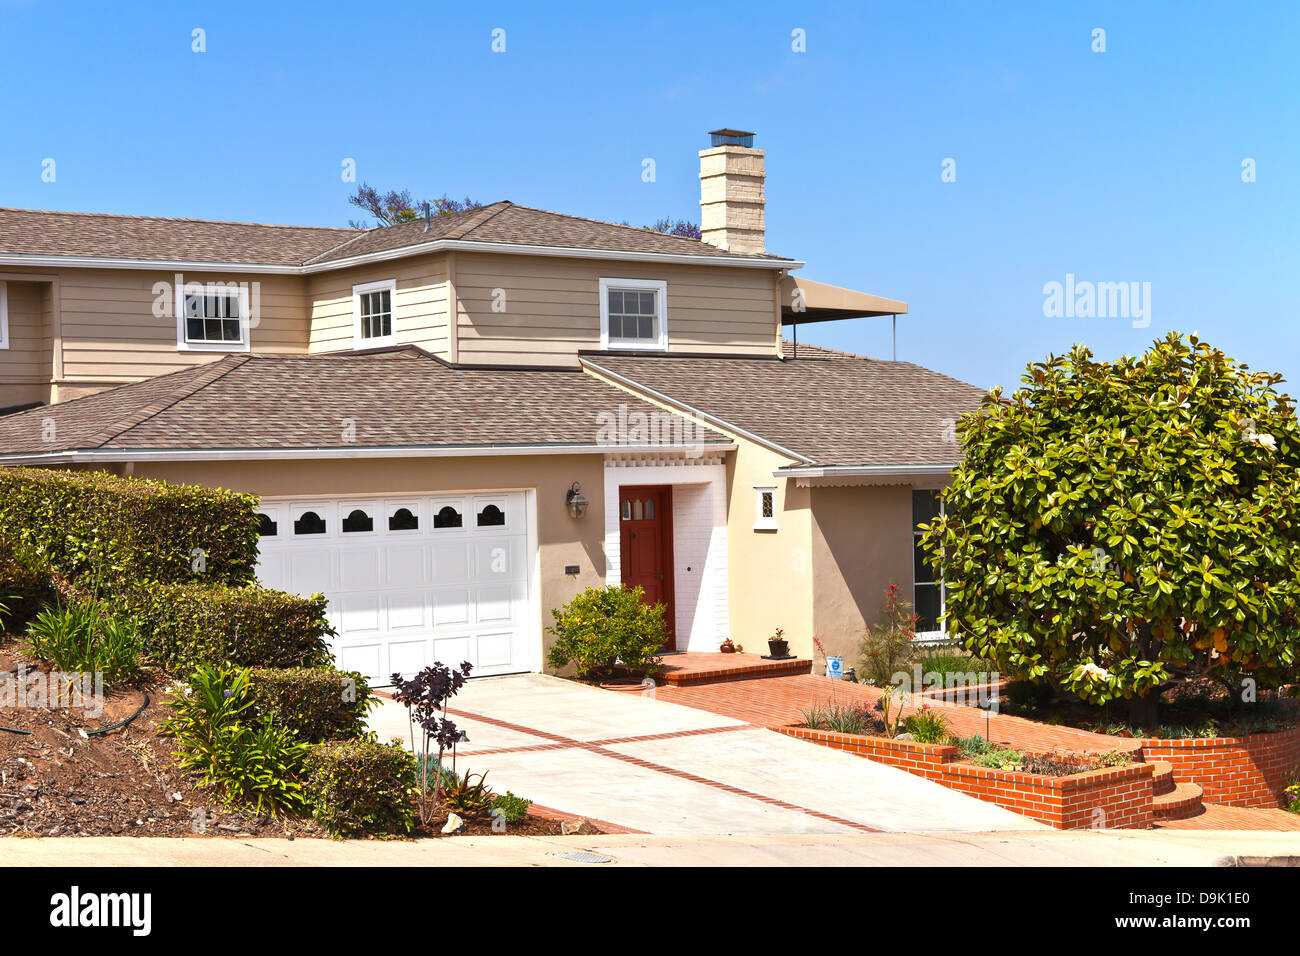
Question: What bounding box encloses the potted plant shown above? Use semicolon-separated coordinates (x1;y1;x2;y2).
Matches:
767;628;789;659
719;638;737;654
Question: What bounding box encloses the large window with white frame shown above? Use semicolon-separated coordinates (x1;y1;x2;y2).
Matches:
912;489;946;638
176;283;250;352
0;281;8;351
599;277;667;351
353;279;396;348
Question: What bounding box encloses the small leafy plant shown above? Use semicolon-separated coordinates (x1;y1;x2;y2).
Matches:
439;768;495;818
162;664;309;817
390;661;474;825
800;701;879;736
26;600;144;684
492;791;532;824
1285;780;1300;815
901;705;951;743
857;584;919;685
546;585;667;680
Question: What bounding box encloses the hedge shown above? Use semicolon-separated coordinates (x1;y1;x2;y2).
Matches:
248;667;374;743
0;539;56;632
104;585;334;671
303;740;416;838
0;467;260;587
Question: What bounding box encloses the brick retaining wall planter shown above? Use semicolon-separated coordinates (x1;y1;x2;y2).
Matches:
778;725;1154;829
1137;727;1300;809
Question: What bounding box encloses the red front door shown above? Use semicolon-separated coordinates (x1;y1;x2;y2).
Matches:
618;485;676;649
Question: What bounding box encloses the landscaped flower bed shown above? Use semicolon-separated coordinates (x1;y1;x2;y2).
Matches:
779;723;1155;829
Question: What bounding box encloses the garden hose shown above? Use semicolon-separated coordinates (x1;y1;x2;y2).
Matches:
0;665;151;736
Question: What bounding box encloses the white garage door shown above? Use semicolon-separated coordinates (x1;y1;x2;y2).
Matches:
255;492;536;683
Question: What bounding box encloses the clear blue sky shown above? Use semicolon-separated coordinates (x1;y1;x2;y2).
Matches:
2;0;1296;391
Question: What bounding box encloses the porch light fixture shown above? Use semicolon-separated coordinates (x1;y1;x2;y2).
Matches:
565;482;589;518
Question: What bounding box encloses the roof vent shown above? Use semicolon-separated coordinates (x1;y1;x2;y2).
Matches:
708;128;755;148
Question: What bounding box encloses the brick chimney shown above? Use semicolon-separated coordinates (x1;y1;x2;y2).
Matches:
699;128;765;254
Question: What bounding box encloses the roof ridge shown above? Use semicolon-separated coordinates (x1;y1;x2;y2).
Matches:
446;201;514;239
0;206;359;234
85;355;252;448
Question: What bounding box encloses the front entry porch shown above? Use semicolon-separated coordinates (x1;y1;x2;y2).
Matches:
603;454;729;653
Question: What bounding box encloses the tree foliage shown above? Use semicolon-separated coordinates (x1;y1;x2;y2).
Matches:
347;183;482;228
922;333;1300;713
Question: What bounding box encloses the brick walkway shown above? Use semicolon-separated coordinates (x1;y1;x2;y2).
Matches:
1155;803;1300;831
654;673;1135;755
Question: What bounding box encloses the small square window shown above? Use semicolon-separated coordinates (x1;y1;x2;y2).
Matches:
177;285;248;351
753;486;777;531
600;278;667;350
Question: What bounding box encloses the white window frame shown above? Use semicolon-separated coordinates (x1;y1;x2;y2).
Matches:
912;489;947;642
753;485;777;531
353;278;397;349
599;277;668;351
0;281;8;351
175;282;251;352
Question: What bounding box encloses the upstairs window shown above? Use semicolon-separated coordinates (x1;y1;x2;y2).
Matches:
353;279;396;348
599;278;667;351
753;486;777;531
176;284;249;351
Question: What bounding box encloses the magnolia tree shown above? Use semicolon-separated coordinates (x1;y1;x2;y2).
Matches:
922;333;1300;725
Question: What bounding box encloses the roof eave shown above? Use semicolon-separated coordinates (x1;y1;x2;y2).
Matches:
0;241;801;276
0;440;737;466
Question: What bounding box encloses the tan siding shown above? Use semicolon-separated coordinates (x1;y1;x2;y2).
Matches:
0;280;53;384
454;252;779;367
307;252;449;356
56;269;310;381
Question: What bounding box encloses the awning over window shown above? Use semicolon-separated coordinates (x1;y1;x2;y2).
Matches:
780;275;908;325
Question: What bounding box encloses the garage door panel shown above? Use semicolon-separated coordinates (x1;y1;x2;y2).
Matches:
341;546;382;590
256;491;533;682
384;544;428;587
288;549;334;596
338;593;381;635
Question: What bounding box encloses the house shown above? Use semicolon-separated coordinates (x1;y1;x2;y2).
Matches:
0;129;986;680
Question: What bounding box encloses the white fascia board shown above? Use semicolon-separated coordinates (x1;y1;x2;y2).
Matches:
774;463;956;479
0;441;737;467
580;359;814;464
0;243;801;277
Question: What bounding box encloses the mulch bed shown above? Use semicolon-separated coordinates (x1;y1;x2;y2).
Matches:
0;640;602;840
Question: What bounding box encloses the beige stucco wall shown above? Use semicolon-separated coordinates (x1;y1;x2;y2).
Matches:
128;455;608;669
808;483;916;667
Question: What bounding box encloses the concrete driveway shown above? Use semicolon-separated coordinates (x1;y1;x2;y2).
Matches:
367;674;1043;835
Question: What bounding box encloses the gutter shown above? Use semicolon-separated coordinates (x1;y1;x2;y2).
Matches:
0;242;803;276
774;463;956;479
580;358;814;464
0;441;736;466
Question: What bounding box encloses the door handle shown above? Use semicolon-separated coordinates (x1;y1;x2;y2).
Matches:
656;572;664;581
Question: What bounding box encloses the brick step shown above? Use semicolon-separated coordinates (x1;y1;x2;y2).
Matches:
1147;761;1176;796
1152;782;1204;821
660;657;812;687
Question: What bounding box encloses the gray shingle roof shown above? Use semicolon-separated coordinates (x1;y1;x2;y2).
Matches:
585;342;988;467
0;348;729;455
0;202;789;268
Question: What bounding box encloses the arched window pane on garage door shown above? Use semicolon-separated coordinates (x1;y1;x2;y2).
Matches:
476;504;505;527
294;511;326;535
388;507;419;531
342;509;374;533
434;505;463;529
257;513;277;536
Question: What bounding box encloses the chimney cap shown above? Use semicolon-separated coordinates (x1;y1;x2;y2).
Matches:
708;128;756;148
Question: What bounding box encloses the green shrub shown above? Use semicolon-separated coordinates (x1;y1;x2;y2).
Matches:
1003;679;1055;713
0;468;260;588
247;667;375;743
303;740;416;838
491;791;531;824
901;705;952;744
970;747;1027;769
800;701;880;736
952;734;999;759
26;600;144;684
0;539;56;633
105;584;333;671
546;585;667;679
162;664;309;817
